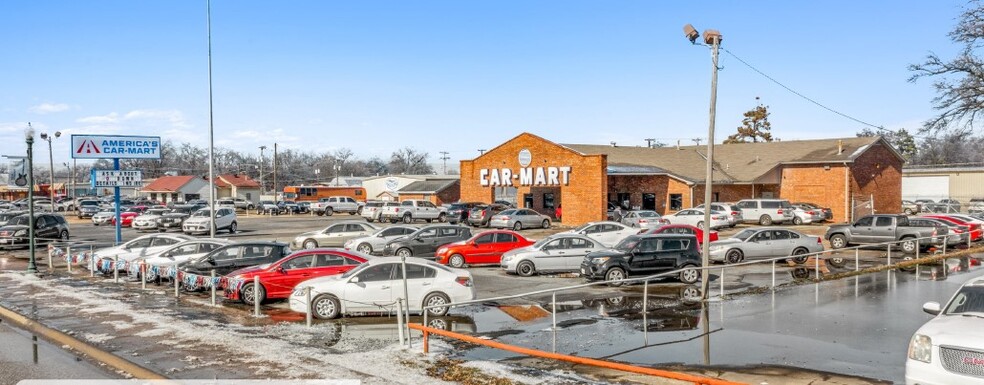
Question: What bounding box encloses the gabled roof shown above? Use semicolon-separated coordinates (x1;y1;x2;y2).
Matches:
398;179;459;194
215;174;260;188
142;176;197;192
566;136;896;184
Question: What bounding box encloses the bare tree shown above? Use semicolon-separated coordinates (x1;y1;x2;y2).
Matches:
389;147;433;175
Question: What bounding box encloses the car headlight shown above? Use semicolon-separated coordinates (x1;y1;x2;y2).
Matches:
13;230;26;236
502;255;514;262
908;334;932;363
292;288;306;297
592;257;610;264
709;245;723;251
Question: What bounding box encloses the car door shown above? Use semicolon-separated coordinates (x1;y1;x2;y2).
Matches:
737;201;758;222
395;263;438;311
872;216;896;243
770;230;794;257
491;232;520;263
319;224;347;246
744;231;773;258
36;216;56;240
852;216;875;243
624;238;653;273
469;232;497;264
237;245;276;271
536;238;568;271
266;254;315;298
343;263;397;313
410;227;439;255
654;238;684;270
563;237;597;271
206;246;241;275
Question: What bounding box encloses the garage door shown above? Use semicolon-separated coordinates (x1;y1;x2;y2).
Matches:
902;175;949;201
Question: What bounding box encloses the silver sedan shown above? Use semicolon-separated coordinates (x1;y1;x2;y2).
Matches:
620;210;666;230
488;209;552;231
501;234;606;276
708;227;824;264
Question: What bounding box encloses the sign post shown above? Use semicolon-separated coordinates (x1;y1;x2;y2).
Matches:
72;135;160;245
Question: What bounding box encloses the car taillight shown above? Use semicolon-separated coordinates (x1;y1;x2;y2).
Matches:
731;211;738;216
817;237;822;244
639;219;648;224
777;209;783;214
455;277;473;287
807;211;814;215
394;208;400;212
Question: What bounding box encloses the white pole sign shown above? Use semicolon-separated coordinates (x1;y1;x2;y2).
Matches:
92;170;143;188
71;135;162;159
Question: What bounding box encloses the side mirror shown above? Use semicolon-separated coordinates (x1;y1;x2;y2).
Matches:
923;301;941;316
350;276;360;283
206;257;216;265
277;266;286;274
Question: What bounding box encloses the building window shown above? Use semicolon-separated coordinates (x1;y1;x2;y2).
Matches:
523;194;533;209
642;193;656;210
543;193;555;210
712;192;720;202
616;193;631;209
245;193;252;200
669;194;683;211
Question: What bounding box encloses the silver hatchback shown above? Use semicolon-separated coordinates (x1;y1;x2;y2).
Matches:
488;209;552;231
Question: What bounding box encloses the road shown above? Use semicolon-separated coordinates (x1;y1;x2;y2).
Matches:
0;320;115;384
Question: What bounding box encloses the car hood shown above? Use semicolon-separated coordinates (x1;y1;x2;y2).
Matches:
585;249;628;260
503;245;535;257
94;244;127;258
298;230;321;238
296;274;344;290
388;236;409;245
184;217;211;225
443;240;467;248
915;314;984;347
161;213;189;218
710;239;742;247
228;263;271;277
0;225;28;232
135;214;162;220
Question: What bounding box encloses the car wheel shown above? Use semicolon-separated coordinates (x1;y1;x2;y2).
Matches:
356;243;373;254
904;208;914;215
791;248;809;264
356;207;363;215
303;239;318;249
680;285;701;302
900;237;917;254
793;217;803;225
828;256;846;268
605;267;626;286
402;214;413;224
696;221;705;230
516;261;536;277
725;249;743;264
325;207;334;216
513;222;523;231
228;222;237;234
316;211;324;216
366;218;374;223
759;215;773;226
241;282;265;306
829;234;848;249
791;268;810;279
396;248;413;258
679;266;699;284
541;219;550;229
448;254;465;268
59;230;69;241
423;292;452;316
899;255;917;271
437;213;447;223
312;294;341;319
247;204;255;210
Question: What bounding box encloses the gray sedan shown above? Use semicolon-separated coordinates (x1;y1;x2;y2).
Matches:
488;209;552;230
620;210;666;230
500;234;606;276
708;228;823;264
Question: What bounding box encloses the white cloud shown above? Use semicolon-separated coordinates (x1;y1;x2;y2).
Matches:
123;109;190;128
76;113;119;125
29;103;72;114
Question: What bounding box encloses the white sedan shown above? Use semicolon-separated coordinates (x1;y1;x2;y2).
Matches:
562;221;637;247
139;239;233;281
95;233;194;271
132;208;169;231
343;225;418;255
906;276;984;385
290;257;475;319
662;209;730;230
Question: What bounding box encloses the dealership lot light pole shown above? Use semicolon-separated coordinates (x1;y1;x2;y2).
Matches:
40;131;61;212
25;124;37;275
684;24;722;299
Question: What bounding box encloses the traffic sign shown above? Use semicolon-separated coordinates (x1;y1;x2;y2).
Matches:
92;170;143;188
72;135;162;159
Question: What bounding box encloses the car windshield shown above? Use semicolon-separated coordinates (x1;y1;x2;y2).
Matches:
945;285;984;315
532;237;554;249
499;209;517;216
733;229;756;241
7;216;29;226
340;263;368;278
573;223;592;232
80;201;99;206
191;210;212;218
638;211;658;218
614;237;639;252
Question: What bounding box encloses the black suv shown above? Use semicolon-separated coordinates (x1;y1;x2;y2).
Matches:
382;225;472;258
179;241;291;277
581;234;701;285
0;213;70;248
447;202;483;224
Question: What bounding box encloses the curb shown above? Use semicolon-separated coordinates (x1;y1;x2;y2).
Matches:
0;303;166;380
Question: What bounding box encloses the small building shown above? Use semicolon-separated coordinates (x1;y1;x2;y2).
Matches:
213;173;261;203
397;179;461;206
902;166;984;203
141;175;208;204
459;133;903;224
362;174;458;202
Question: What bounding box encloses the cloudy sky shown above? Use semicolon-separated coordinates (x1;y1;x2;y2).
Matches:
0;1;964;170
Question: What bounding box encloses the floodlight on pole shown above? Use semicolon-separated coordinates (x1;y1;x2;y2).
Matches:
40;131;61;212
25;124;37;275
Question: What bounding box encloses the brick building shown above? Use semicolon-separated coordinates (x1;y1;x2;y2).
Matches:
397;179;460;206
459;133;903;224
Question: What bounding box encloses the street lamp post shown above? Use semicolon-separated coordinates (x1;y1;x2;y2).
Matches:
40;131;61;213
258;146;266;196
25;124;37;275
334;164;341;187
684;24;722;300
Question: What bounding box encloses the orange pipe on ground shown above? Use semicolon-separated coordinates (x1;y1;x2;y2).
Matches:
409;323;743;385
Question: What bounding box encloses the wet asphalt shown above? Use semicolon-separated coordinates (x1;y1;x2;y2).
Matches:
0;320;115;383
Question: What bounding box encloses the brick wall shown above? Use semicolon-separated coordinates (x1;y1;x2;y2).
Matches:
851;142;903;218
460;133;607;225
780;164;850;222
398;181;460;206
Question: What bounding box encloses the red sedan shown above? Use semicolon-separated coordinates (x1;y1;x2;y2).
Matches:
923;215;983;241
639;224;718;247
434;230;534;267
224;249;371;305
109;211;140;227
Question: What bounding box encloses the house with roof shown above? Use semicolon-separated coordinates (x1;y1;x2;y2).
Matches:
397;179;461;206
213;173;261;203
362;174;459;202
140;175;209;204
459;132;903;224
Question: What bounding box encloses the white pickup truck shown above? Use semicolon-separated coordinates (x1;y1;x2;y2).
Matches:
311;196;363;216
379;200;448;224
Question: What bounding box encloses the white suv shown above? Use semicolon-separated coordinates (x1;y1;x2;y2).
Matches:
907;276;984;384
182;207;238;235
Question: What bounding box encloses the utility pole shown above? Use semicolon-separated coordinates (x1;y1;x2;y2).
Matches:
439;151;450;175
273;143;278;204
644;138;656;148
258;146;266;197
684;24;722;300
